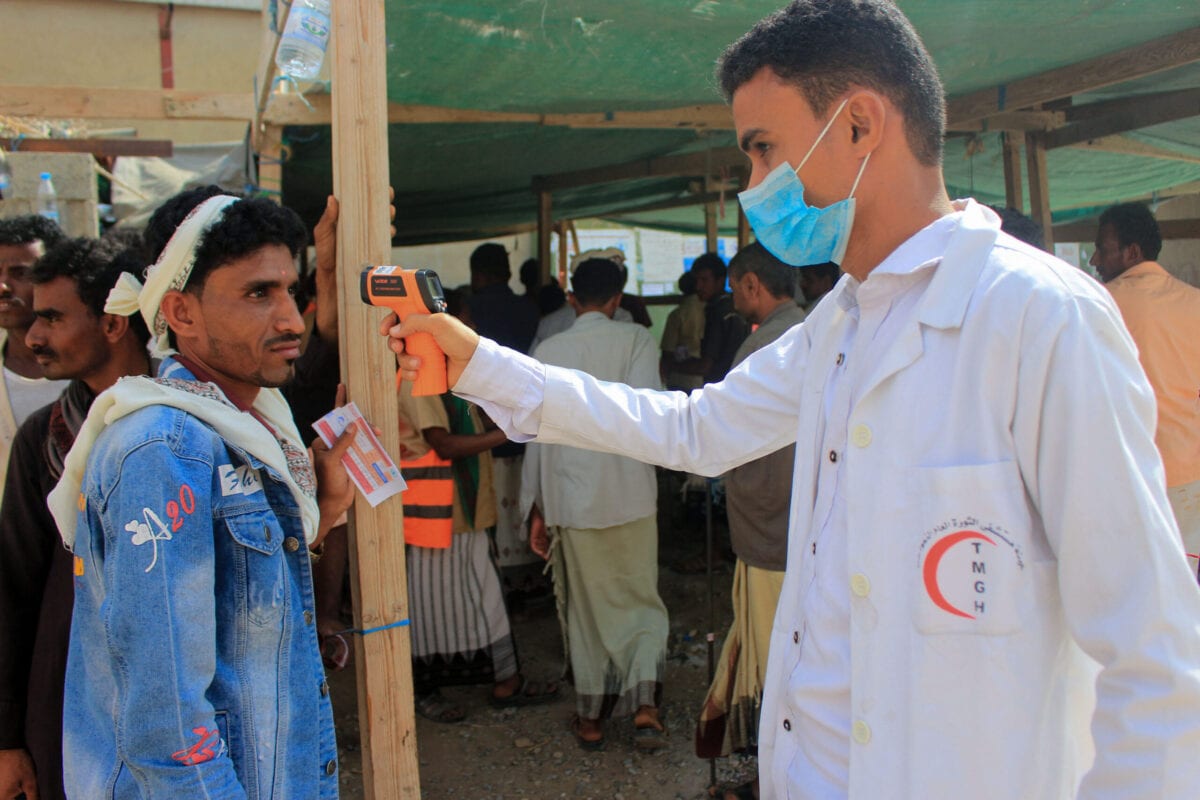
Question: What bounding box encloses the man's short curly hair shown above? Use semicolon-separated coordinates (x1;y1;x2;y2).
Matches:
717;0;946;166
142;186;308;293
31;237;152;346
1099;202;1162;262
0;215;66;250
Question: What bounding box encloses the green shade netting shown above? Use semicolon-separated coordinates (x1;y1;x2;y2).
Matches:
281;0;1200;242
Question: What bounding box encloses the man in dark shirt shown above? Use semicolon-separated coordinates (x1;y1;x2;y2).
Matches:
692;252;749;385
466;243;539;355
0;237;153;800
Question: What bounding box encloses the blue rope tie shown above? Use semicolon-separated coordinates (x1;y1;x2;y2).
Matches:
330;618;411;637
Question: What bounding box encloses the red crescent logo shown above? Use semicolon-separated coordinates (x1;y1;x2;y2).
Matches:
922;530;995;619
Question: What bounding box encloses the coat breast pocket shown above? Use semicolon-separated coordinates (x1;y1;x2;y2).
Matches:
224;509;287;626
910;461;1040;636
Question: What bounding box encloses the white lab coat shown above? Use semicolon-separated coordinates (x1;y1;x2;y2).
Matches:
456;200;1200;798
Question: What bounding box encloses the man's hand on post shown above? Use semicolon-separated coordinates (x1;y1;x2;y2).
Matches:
0;747;39;800
381;312;480;390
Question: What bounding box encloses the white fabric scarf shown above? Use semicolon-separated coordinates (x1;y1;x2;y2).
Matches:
49;370;320;549
105;194;240;357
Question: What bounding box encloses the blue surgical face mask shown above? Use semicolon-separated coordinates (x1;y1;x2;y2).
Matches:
738;98;870;267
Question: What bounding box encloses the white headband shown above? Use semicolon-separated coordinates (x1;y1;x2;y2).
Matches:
106;194;240;356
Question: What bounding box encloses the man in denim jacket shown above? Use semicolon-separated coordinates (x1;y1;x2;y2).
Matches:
49;188;356;799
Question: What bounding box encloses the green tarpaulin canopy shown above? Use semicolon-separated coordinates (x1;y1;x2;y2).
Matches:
280;1;1200;242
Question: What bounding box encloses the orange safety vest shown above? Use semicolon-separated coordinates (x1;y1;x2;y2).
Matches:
400;449;454;548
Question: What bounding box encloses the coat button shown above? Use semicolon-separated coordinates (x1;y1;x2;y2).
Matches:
321;680;330;697
782;719;791;731
792;631;799;644
850;573;871;597
853;720;872;744
325;759;337;776
836;352;845;366
284;536;300;552
828;450;838;463
850;424;872;448
304;610;314;625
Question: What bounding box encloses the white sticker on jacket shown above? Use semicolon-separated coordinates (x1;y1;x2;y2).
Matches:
219;464;263;497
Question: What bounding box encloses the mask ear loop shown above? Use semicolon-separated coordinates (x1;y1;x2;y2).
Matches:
848;151;871;199
796;97;851;174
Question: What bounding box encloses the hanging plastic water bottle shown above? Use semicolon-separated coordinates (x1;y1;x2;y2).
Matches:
275;0;332;81
37;172;60;224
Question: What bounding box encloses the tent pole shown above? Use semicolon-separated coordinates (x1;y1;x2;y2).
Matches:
1002;132;1023;212
557;222;568;282
1024;131;1055;250
538;190;553;284
330;2;422;798
705;202;719;252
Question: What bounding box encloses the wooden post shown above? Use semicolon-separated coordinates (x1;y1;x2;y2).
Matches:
329;2;421;799
1024;131;1055;250
257;123;283;203
1001;132;1023;212
557;222;568;282
537;190;552;284
736;203;751;249
704;201;718;252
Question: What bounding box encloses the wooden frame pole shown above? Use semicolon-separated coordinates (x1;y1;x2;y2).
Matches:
537;191;553;283
1025;131;1055;250
329;2;421;798
704;202;719;252
1001;132;1023;212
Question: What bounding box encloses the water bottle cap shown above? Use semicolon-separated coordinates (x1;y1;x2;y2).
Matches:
40;172;51;180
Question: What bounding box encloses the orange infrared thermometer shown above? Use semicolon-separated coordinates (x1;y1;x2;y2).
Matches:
360;266;449;396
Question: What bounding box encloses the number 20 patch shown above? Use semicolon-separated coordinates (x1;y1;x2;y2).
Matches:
219;464;263;497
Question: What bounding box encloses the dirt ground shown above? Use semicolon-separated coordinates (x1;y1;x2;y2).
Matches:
328;476;758;799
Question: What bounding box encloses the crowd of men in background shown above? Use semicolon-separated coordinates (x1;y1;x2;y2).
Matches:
0;185;1196;798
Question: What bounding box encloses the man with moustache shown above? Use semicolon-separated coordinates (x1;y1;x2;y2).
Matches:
48;188;356;799
385;1;1200;797
0;237;152;800
0;217;69;499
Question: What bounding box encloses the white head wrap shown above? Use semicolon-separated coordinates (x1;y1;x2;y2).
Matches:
569;246;626;274
105;194;240;357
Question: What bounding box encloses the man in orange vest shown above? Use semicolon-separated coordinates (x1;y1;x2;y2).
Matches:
397;289;559;723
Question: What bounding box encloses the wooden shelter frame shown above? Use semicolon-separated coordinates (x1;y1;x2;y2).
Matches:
2;4;1200;796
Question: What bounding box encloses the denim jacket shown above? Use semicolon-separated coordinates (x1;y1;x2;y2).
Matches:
64;365;338;799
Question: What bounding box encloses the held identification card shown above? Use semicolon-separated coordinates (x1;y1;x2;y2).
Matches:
313;402;406;507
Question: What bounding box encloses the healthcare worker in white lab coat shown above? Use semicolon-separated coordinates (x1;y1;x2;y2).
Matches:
383;2;1200;798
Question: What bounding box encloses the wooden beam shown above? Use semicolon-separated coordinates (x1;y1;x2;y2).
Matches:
256;124;283;202
537;191;552;278
329;0;421;797
1054;218;1200;242
946;110;1066;133
533;148;745;193
542;104;732;130
602;190;725;221
1001;132;1023;211
556;223;567;283
1025;131;1054;250
704;202;719;251
252;0;289;147
947;26;1200;126
0;138;172;158
737;202;751;249
1069;134;1200;165
1043;87;1200;150
263;95;733;129
0;85;253;121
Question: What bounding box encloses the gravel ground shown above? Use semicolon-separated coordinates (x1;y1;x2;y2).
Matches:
329;475;758;799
